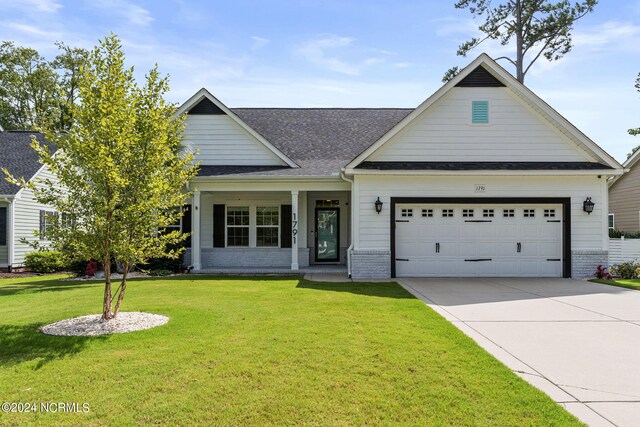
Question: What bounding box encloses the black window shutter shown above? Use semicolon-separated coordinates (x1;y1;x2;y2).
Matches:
39;210;45;237
182;204;192;247
213;204;225;248
281;205;292;248
0;207;6;246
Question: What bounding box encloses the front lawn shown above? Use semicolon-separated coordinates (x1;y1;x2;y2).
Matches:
591;278;640;291
0;275;580;426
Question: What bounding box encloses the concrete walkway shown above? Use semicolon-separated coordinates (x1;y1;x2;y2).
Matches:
398;278;640;427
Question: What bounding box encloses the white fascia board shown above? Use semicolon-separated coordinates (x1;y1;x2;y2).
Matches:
175;88;299;168
344;168;623;177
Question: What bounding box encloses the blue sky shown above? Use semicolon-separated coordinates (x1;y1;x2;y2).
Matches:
1;0;639;162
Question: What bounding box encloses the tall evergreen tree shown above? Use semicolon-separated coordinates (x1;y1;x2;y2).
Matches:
444;0;597;83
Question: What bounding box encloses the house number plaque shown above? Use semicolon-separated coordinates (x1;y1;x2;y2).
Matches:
292;213;298;244
474;184;486;193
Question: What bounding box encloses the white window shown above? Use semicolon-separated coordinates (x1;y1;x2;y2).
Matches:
227;207;250;247
483;209;494;218
256;206;279;247
544;209;556;218
463;209;474;217
401;208;413;218
422;209;433;218
503;209;515;217
442;209;454;218
524;209;535;218
608;213;615;230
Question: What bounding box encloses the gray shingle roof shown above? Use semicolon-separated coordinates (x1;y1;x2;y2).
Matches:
196;108;412;177
0;131;53;195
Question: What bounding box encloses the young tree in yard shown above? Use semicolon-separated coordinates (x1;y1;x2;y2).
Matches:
5;34;198;320
443;0;597;83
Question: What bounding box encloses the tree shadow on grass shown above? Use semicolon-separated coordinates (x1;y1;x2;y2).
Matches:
0;323;108;370
296;280;415;299
0;278;103;297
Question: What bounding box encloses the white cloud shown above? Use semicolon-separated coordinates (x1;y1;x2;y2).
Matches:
297;35;360;75
92;0;154;26
251;36;270;50
0;0;61;13
573;21;640;53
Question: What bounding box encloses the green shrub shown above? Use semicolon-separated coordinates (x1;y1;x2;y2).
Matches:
149;269;173;277
24;250;67;273
609;229;640;239
611;261;639;279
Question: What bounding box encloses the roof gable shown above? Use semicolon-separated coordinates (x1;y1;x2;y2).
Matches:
0;131;52;196
345;53;623;173
187;97;225;115
176;89;298;168
455;65;505;87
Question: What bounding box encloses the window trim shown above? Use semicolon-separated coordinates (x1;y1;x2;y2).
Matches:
609;213;615;231
256;206;280;248
226;206;250;247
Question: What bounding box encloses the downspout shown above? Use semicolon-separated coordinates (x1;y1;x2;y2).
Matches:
340;171;354;278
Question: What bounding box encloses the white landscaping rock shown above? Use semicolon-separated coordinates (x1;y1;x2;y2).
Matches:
41;312;169;336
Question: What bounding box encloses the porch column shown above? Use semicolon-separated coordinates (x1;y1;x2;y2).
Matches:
291;190;299;271
191;190;201;271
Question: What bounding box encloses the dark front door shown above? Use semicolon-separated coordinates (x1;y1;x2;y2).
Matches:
315;208;340;262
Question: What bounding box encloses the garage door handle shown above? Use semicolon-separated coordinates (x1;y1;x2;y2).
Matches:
547;220;561;223
396;258;410;262
547;258;561;262
436;242;440;253
464;258;492;262
517;242;521;253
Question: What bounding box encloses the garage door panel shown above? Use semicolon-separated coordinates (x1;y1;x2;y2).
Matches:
395;203;563;278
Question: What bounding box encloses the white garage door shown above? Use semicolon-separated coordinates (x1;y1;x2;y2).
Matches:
395;204;563;277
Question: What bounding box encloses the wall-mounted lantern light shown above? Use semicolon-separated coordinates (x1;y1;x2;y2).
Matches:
583;197;594;214
375;197;383;214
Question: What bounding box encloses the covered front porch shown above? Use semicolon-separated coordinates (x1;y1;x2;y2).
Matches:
184;179;351;272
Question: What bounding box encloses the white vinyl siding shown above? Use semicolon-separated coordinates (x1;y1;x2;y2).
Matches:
354;174;607;252
183;115;286;166
12;165;58;266
368;87;597;163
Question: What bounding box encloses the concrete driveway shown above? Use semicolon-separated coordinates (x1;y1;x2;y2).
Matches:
398;278;640;427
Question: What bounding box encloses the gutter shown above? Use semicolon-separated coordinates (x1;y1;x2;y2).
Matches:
340;171;354;278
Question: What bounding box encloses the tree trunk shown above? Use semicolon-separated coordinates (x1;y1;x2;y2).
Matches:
112;262;129;318
515;0;525;83
101;256;112;320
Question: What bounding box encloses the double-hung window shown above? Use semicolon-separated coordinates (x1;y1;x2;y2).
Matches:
227;207;250;247
256;206;279;247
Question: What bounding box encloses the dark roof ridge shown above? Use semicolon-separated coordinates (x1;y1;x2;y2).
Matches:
231;107;414;111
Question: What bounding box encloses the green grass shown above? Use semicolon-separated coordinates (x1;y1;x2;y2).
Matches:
0;275;581;426
591;278;640;290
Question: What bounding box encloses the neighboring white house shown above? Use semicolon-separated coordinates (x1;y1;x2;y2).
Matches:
178;53;624;279
0;131;58;271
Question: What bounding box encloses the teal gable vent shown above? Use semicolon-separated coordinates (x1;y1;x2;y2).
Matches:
472;100;489;124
